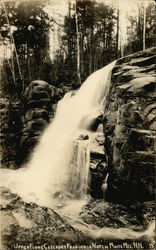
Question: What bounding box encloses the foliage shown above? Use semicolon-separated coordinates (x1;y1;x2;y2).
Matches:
124;2;156;55
51;0;118;87
0;0;51;92
0;0;155;89
146;2;156;48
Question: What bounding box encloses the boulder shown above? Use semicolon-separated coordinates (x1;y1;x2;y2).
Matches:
80;199;155;230
20;80;54;163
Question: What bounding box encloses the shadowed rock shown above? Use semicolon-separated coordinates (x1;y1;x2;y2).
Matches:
104;47;156;203
0;187;84;250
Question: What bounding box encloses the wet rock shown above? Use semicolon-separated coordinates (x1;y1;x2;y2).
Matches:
52;86;64;102
104;47;156;202
0;188;154;250
52;85;72;103
117;47;156;65
25;80;54;100
89;162;108;198
118;76;155;93
0;187;84;250
80;199;155;230
89;133;108;198
90;133;105;157
130;55;156;67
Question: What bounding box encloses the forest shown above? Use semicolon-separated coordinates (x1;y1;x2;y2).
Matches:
0;0;155;92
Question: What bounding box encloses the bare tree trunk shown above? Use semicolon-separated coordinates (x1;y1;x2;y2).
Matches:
68;1;72;60
68;0;71;18
27;40;31;82
120;39;124;57
89;0;94;75
75;0;81;85
116;6;120;57
80;33;84;77
143;4;146;50
137;3;143;51
89;30;93;74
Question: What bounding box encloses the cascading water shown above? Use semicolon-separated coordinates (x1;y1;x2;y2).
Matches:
68;137;90;199
1;60;116;208
0;60;155;243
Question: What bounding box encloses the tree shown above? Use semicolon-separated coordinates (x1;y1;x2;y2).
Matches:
13;1;51;83
75;0;81;85
52;0;117;87
125;1;155;55
0;0;51;88
116;5;120;57
143;3;146;50
145;2;156;48
0;1;17;85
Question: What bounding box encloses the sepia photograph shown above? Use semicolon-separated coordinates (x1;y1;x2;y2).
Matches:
0;0;155;249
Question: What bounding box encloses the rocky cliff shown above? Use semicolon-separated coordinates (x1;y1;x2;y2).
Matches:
104;47;156;202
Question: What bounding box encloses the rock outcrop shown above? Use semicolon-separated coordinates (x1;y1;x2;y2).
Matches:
80;199;155;231
0;187;84;250
1;187;154;250
0;78;72;168
89;133;108;198
104;47;156;202
20;80;54;163
20;81;72;163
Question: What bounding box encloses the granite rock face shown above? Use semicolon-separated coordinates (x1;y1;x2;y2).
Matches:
104;47;156;202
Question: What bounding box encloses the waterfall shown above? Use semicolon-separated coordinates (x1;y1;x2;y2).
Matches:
68;136;90;199
0;60;155;243
101;173;109;199
0;60;116;207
